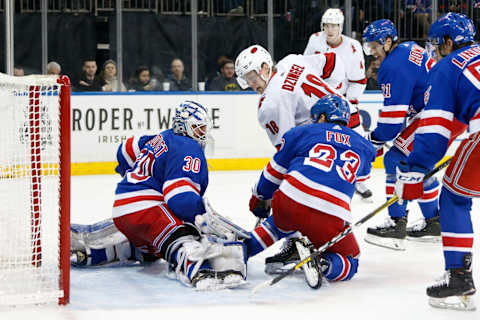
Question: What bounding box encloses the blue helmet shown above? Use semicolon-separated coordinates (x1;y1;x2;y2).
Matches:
428;12;476;45
310;95;350;125
173;100;211;147
362;19;398;45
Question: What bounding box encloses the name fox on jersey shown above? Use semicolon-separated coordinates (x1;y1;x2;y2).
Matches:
281;64;305;92
326;130;351;146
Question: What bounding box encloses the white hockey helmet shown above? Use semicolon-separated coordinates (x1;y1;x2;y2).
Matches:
173;100;212;148
235;44;273;89
321;8;344;31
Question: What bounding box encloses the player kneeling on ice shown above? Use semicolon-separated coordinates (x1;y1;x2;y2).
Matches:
70;100;247;290
244;95;376;287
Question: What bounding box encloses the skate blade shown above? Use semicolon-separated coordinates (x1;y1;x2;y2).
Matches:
428;295;476;311
295;241;321;289
364;234;406;251
406;235;441;243
265;262;301;275
195;278;248;291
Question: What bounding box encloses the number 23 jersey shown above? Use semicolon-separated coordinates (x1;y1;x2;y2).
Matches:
258;53;349;148
256;123;376;223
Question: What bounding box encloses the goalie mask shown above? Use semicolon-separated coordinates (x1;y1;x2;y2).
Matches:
173;100;212;149
235;45;273;90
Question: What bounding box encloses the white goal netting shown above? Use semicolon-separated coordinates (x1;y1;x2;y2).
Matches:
0;73;70;306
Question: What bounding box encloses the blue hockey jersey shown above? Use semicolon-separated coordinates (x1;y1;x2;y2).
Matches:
255;123;376;223
408;44;480;169
373;41;436;142
113;129;209;224
115;135;155;176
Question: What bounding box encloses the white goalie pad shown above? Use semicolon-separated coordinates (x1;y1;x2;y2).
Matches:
196;198;251;240
71;218;128;250
171;235;247;290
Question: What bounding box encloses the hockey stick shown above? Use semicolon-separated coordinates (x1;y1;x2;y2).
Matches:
252;157;452;294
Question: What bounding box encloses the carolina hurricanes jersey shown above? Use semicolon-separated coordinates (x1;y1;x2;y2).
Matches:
254;122;376;223
408;44;480;169
304;32;366;101
113;129;209;224
372;42;436;142
258;53;360;148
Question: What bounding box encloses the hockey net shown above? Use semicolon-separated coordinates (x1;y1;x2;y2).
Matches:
0;73;70;306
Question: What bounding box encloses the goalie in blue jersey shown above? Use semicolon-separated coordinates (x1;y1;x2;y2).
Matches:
70;100;247;291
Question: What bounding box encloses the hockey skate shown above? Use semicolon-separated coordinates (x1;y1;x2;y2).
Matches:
364;216;407;250
294;238;323;289
265;238;301;275
191;269;247;291
406;216;441;243
427;254;476;311
355;181;373;203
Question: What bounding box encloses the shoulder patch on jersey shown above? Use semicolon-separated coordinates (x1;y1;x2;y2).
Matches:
321;52;336;79
351;44;356;53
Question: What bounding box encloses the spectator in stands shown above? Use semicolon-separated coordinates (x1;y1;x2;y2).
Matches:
128;66;160;91
100;59;127;92
407;0;432;38
13;66;24;76
76;59;106;92
207;59;241;91
366;58;380;90
166;58;191;91
47;61;62;75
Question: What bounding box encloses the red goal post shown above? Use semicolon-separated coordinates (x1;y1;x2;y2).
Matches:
0;74;70;306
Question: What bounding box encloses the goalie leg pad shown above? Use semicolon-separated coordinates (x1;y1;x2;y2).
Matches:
71;218;127;250
167;234;247;289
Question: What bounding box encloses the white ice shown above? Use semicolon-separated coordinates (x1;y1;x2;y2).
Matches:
2;169;479;320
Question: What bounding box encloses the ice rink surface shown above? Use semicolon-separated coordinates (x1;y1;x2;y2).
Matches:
2;169;479;320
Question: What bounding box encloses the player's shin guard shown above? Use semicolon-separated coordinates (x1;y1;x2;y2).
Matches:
322;252;359;281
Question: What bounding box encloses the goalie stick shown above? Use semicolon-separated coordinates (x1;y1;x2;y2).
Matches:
252;157;452;294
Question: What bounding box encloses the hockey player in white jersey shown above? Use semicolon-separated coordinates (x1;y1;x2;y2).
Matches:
304;8;372;201
235;44;369;274
235;44;363;148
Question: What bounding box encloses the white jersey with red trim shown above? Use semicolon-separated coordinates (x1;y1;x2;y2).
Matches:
304;32;366;102
258;53;357;148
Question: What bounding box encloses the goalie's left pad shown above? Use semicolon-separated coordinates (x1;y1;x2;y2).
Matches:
168;235;247;290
